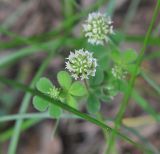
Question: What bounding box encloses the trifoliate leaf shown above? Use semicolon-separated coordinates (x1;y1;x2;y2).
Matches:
87;93;100;113
36;77;53;93
67;95;78;109
127;64;140;75
111;49;137;64
122;49;137;63
48;104;62;118
33;96;49;112
110;51;121;63
57;71;72;90
126;64;136;74
69;81;86;96
89;67;104;86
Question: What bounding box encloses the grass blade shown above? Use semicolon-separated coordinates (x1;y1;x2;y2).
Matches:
7;39;64;154
0;119;41;143
0;40;60;69
132;90;160;121
0;113;79;122
141;71;160;95
125;35;160;46
106;1;160;153
123;0;141;30
0;0;106;50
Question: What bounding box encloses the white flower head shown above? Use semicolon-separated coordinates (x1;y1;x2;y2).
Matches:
83;12;114;45
111;65;128;80
65;49;97;80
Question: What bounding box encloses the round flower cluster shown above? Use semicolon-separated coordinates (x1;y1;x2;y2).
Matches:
47;86;60;100
111;65;128;80
65;49;97;80
83;12;113;45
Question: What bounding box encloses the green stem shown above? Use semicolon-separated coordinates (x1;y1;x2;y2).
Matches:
84;79;90;93
51;119;60;140
84;79;110;151
96;113;109;152
106;1;160;154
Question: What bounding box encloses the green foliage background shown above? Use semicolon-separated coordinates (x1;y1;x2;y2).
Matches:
0;0;160;154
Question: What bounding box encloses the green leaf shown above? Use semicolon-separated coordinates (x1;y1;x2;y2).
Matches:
100;85;118;102
110;32;125;45
86;43;110;70
36;77;53;93
121;49;137;63
100;94;113;102
110;51;121;63
69;81;86;96
48;104;62;118
126;64;138;75
67;95;78;109
89;67;104;86
87;93;100;113
57;71;72;90
33;96;49;112
98;54;109;70
110;49;137;65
